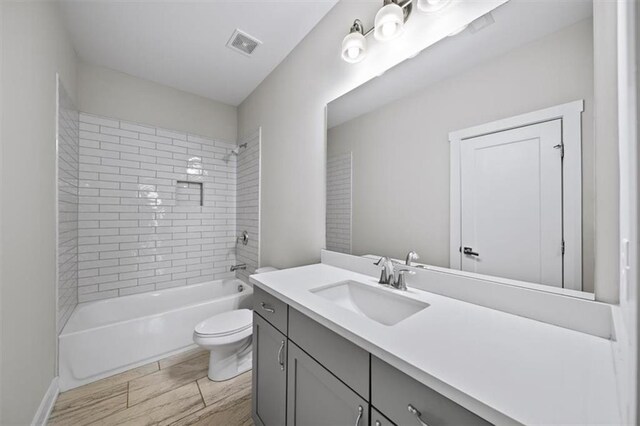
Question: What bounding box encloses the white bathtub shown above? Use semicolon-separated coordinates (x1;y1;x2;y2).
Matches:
59;279;252;391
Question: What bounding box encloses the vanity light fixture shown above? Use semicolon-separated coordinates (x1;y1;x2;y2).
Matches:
341;0;451;64
341;19;367;63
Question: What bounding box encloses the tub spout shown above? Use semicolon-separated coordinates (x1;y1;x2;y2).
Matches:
230;264;247;272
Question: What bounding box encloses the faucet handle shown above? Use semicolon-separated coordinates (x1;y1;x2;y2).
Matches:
395;269;416;291
374;257;393;285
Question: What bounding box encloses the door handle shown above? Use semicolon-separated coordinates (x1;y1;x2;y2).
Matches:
407;404;430;426
462;246;479;257
277;340;285;371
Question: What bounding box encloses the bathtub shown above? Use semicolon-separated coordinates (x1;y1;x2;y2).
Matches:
59;279;252;391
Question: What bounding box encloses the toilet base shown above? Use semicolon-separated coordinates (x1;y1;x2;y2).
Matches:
206;338;253;382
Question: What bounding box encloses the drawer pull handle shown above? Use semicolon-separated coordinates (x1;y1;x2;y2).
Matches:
354;405;363;426
261;302;275;313
408;404;429;426
375;421;381;426
277;340;285;371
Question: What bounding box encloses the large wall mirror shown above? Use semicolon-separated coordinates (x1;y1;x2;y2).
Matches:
326;0;596;294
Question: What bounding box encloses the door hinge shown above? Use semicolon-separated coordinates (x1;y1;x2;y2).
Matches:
561;240;565;255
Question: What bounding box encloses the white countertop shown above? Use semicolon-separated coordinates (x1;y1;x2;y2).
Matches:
250;263;621;425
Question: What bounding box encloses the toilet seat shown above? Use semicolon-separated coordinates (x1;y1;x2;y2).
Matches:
194;308;252;338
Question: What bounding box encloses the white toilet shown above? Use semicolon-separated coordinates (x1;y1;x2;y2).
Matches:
194;266;278;381
193;308;253;381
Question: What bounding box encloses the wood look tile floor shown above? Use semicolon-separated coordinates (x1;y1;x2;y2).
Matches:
49;348;253;426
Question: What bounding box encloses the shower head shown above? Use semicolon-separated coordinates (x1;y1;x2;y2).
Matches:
223;143;248;163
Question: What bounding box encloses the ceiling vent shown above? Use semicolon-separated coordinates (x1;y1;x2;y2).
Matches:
226;29;262;57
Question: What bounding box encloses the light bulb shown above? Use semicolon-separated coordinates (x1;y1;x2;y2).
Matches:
381;22;397;38
341;30;366;63
374;2;405;41
426;0;441;5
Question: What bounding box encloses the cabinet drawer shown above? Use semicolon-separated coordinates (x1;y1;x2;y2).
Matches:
287;342;369;426
371;357;491;426
253;286;288;334
288;308;369;399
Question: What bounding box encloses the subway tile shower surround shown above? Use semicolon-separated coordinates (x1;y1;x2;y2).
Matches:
235;134;260;283
326;153;352;254
57;83;80;331
76;113;244;302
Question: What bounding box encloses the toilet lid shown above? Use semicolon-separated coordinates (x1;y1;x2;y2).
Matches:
194;309;252;337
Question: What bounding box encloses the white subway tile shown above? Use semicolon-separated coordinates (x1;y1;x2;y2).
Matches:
74;113;253;300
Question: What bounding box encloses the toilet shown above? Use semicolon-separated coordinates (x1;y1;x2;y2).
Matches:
194;266;278;381
193;309;253;381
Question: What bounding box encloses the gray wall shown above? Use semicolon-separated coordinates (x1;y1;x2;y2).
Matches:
1;2;77;424
328;19;596;292
77;61;238;143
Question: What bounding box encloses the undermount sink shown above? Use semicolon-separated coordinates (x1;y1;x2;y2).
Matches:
310;280;429;326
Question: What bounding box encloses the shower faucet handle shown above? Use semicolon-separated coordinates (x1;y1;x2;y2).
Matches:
237;231;249;246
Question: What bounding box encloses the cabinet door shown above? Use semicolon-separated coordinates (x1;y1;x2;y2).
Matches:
253;313;287;426
287;342;368;426
371;408;395;426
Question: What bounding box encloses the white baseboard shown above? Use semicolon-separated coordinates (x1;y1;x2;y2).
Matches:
31;377;59;426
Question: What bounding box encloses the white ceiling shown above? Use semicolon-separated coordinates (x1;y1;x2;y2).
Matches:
328;0;593;128
61;0;338;106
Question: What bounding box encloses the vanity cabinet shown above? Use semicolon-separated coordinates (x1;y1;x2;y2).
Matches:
252;287;491;426
252;313;288;426
287;342;369;426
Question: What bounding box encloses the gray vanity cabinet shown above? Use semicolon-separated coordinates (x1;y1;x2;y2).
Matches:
252;312;288;426
287;342;369;426
252;286;493;426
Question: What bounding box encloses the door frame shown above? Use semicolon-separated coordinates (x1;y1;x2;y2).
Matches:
448;100;584;290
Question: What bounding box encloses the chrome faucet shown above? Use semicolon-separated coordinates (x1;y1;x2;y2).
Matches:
405;250;419;266
374;257;415;291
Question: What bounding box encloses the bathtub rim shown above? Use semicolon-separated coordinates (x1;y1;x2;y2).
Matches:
61;279;252;336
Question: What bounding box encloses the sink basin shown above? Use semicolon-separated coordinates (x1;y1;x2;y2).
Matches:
310;280;429;326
